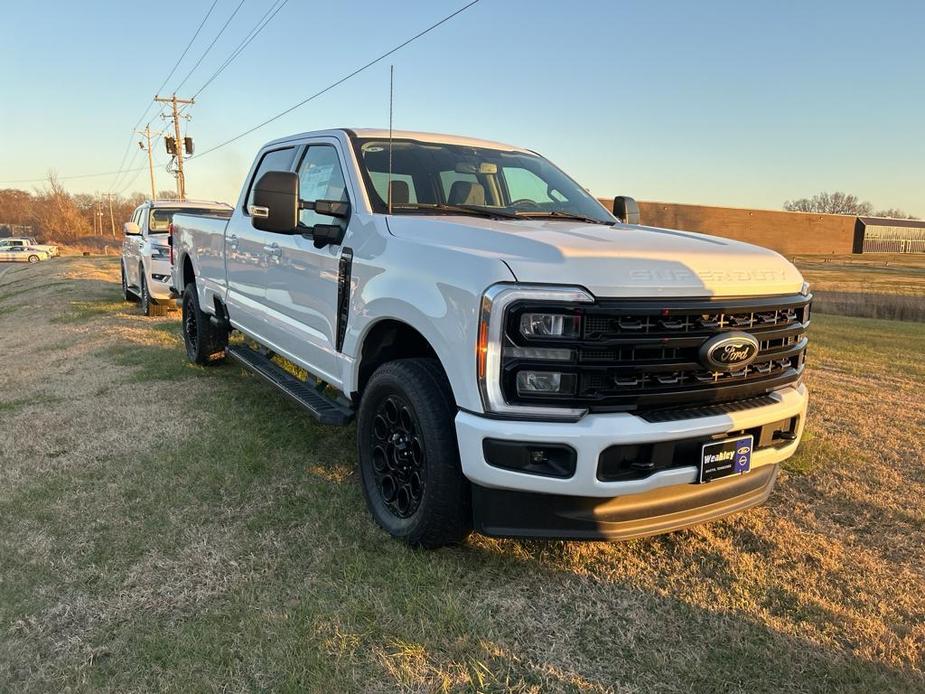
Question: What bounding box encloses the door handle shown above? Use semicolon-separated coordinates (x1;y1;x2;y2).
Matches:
263;243;282;257
228;234;238;249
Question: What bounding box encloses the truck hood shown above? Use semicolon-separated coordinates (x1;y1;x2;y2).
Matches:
386;216;804;298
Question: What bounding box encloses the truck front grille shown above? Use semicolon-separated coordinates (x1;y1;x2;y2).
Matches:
501;293;810;412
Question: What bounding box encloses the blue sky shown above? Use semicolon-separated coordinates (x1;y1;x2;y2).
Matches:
1;0;922;215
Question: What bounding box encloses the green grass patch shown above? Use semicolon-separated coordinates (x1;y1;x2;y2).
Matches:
781;429;839;475
50;300;127;324
0;280;74;304
102;342;203;383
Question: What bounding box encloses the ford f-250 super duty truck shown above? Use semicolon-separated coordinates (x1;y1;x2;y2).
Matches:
171;128;810;548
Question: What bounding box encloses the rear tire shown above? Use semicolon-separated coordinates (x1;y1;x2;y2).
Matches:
357;358;470;548
182;282;227;365
120;262;136;301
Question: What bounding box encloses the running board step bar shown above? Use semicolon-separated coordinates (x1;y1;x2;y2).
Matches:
226;345;354;426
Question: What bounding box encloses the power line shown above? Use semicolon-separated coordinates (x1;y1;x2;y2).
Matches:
107;0;220;193
1;1;483;186
192;0;290;99
173;0;247;94
2;167;148;185
155;0;221;96
192;0;482;160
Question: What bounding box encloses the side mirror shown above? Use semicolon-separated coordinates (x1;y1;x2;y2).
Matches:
251;171;299;233
314;199;351;219
123;222;140;236
309;224;346;248
613;196;640;225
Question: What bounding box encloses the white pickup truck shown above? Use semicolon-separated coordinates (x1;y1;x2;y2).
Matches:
172;128;810;548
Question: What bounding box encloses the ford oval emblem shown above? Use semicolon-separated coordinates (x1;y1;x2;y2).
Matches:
698;331;760;371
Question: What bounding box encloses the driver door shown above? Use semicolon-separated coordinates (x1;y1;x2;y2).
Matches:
261;141;350;388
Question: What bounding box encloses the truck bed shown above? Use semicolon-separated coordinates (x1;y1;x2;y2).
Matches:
171;210;233;302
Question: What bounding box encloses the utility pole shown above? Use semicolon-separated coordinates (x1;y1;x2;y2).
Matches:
154;94;194;200
107;193;116;236
136;124;158;200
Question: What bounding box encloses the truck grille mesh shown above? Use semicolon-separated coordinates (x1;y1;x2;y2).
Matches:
503;293;811;412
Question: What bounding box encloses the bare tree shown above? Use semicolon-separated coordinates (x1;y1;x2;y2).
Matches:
783;192;873;216
873;208;917;220
30;172;93;240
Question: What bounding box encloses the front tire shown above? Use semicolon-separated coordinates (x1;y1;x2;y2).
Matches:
357;359;470;548
140;271;168;317
28;255;39;264
182;282;227;365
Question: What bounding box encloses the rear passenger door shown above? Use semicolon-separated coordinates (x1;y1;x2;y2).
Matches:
261;141;350;387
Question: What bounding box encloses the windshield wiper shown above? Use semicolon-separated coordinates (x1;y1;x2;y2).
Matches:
392;203;520;220
512;210;615;225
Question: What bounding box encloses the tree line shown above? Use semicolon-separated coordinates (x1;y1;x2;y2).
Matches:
0;174;176;242
783;192;917;219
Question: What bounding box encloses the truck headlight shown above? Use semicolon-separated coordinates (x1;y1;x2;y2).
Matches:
519;313;580;338
516;371;577;395
477;284;593;420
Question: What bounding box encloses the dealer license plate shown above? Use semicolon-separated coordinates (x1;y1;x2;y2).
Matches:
699;435;753;483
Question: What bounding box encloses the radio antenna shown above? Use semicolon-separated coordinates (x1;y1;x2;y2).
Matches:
388;64;394;215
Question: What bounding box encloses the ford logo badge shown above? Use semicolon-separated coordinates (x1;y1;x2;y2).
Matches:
698;331;760;371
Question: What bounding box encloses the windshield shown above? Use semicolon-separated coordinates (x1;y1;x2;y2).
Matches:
352;138;615;224
148;207;221;233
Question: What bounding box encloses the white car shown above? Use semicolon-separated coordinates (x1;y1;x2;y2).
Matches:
121;199;232;316
0;245;47;263
0;237;58;257
173;128;811;548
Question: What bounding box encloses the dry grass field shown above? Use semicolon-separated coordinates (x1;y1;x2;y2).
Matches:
794;254;925;321
1;257;923;693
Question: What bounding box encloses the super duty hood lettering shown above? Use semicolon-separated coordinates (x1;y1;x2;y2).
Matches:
387;216;804;297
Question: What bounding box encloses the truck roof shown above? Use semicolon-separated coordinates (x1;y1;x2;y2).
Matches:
144;199;232;209
264;128;532;154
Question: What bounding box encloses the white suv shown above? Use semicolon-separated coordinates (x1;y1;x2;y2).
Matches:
121;200;231;316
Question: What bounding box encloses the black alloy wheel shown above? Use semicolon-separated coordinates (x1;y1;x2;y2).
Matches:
357;359;470;548
183;290;200;356
370;393;427;519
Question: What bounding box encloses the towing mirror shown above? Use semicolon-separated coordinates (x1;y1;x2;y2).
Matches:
313;199;351;219
251;171;299;233
612;196;640;225
123;222;140;236
309;224;346;248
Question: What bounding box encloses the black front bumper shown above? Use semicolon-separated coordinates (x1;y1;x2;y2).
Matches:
471;464;778;541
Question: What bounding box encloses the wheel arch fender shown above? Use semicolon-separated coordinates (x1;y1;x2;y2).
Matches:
346;300;478;412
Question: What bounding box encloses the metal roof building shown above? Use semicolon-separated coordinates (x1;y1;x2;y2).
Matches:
856;217;925;253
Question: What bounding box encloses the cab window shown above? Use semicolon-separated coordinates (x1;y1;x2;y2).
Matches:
296;145;349;228
245;147;296;212
504;167;559;203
